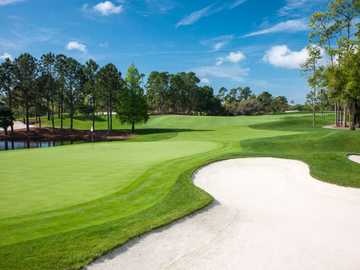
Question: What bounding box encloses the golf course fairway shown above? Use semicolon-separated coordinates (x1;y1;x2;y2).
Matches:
1;114;360;270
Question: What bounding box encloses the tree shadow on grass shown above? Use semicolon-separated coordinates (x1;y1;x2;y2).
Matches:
112;128;213;142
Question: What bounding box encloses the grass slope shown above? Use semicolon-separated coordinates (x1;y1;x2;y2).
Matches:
1;113;360;270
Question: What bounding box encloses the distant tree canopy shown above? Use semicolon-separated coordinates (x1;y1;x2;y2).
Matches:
215;87;289;115
1;51;293;134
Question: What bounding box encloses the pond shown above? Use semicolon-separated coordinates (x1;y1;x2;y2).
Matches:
0;140;84;151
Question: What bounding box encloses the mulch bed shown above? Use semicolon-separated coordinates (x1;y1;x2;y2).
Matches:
0;128;132;142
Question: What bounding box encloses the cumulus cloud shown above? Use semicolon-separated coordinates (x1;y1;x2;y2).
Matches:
0;52;12;61
243;19;308;37
93;1;123;16
263;45;308;69
66;41;87;53
192;65;249;82
83;1;123;16
216;51;246;65
0;0;24;6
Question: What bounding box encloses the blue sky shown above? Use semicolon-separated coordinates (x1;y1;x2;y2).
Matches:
0;0;329;102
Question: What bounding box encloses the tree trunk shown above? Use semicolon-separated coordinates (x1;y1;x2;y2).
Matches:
350;102;356;131
107;108;110;133
60;98;64;130
109;94;113;132
132;121;135;133
38;115;42;128
70;112;73;131
51;101;55;130
335;103;337;126
70;101;74;130
47;99;51;121
4;129;8;150
92;98;96;132
8;92;14;136
25;99;30;133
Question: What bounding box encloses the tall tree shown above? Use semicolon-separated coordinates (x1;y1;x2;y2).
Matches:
0;58;16;134
14;53;38;132
64;57;83;130
0;105;14;136
117;64;148;133
217;87;228;103
146;71;170;113
55;54;67;130
302;45;322;128
239;87;252;101
257;91;273;113
96;64;122;132
40;53;57;129
83;59;99;131
0;105;15;150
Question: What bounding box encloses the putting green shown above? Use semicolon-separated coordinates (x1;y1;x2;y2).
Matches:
0;140;218;218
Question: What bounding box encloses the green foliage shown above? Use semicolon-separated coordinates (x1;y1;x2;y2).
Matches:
223;89;289;115
0;105;14;133
306;0;360;129
117;64;148;132
96;63;123;131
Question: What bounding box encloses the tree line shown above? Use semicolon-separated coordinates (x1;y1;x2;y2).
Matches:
1;52;291;135
0;53;148;134
304;0;360;129
147;72;289;115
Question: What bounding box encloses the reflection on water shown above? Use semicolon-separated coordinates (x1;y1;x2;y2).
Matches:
0;140;82;151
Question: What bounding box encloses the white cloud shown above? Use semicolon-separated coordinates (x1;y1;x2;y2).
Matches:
202;35;234;51
230;0;247;9
0;52;12;61
192;65;249;82
176;0;247;27
66;41;87;53
200;78;210;84
176;4;214;27
0;0;24;6
278;0;327;17
263;45;308;69
244;19;308;37
216;51;246;66
90;1;123;16
227;51;246;63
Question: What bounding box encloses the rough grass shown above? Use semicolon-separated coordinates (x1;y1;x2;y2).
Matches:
1;113;360;270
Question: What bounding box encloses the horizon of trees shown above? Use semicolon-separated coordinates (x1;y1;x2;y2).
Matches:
304;0;360;130
1;52;295;136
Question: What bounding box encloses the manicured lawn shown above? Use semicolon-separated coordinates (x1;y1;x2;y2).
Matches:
1;113;360;270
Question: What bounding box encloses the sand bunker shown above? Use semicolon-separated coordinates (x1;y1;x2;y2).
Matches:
349;155;360;164
87;158;360;270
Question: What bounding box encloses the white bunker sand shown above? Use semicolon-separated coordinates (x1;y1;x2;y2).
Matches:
349;155;360;164
87;158;360;270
